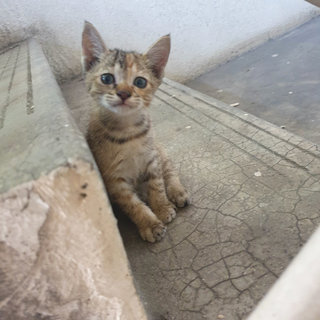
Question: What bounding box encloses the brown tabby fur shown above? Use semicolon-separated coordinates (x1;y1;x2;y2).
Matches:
82;21;189;242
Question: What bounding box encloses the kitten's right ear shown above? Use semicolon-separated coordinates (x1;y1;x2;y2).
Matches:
82;21;107;72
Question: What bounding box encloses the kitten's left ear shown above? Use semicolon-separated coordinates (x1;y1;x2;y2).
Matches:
82;21;107;72
144;34;171;78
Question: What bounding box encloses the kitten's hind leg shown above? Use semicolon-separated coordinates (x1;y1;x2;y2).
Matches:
108;178;166;242
158;146;190;208
146;157;177;224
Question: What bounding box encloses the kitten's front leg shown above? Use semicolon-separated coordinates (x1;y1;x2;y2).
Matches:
146;158;177;224
108;178;166;242
158;146;190;208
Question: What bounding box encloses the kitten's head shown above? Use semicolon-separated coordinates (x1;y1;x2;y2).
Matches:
82;21;170;116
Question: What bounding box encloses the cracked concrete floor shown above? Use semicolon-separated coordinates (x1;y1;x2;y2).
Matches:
62;77;320;320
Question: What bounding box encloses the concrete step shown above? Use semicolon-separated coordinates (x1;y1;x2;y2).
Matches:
0;40;146;319
62;76;320;319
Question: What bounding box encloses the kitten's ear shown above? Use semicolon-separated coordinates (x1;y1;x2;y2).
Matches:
82;21;107;72
144;34;171;78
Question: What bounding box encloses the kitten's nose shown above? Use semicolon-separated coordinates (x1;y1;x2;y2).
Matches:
117;90;131;101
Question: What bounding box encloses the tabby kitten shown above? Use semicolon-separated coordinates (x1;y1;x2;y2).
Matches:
82;21;189;242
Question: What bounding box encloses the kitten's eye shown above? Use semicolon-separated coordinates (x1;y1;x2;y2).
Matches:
101;73;115;85
133;77;147;88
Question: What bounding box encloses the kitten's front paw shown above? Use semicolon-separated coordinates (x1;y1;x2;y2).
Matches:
156;204;176;224
139;223;166;243
168;186;190;208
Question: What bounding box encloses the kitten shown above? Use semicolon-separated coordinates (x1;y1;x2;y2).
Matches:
82;21;189;242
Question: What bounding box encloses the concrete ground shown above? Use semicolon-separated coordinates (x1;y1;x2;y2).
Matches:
187;16;320;146
62;77;320;320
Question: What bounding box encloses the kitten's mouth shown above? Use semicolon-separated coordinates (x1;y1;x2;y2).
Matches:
114;102;133;108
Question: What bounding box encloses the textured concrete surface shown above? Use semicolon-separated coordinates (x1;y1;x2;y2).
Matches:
0;40;90;193
0;41;146;319
248;226;320;320
187;16;320;146
1;1;319;83
62;77;320;319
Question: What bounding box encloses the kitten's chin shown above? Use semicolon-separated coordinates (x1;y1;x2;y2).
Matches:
99;98;142;116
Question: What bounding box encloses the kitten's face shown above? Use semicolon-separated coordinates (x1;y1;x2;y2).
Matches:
86;50;160;115
82;22;170;116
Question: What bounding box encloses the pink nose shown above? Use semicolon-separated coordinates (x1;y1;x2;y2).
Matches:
117;90;131;101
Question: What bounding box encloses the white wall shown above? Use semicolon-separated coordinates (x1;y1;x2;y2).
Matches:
1;0;319;82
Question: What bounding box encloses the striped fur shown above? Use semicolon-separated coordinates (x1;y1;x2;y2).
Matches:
83;22;189;242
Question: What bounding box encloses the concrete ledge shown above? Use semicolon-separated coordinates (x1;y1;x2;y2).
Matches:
0;41;146;319
0;40;91;193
